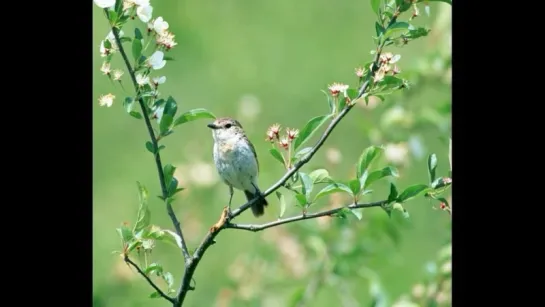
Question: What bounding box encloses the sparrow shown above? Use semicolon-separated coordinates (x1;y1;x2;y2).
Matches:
207;117;268;217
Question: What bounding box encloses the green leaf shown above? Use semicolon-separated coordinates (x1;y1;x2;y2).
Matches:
379;76;404;87
149;292;162;299
144;263;163;275
167;177;179;197
159;114;173;135
375;22;385;37
134;182;151;232
348;179;361;196
299;172;314;200
292;147;313;162
357;145;383;178
107;10;118;24
427;153;438;184
417;0;451;4
164;56;175;61
358;170;368;191
309;169;331;184
160;230;183;249
103;39;112;49
127;240;142;253
370;0;382;16
163;272;174;288
393;203;409;219
294;193;307;207
364;166;399;188
350;208;363;220
314;183;353;201
397;184;430;203
387;183;398;203
404;27;431;40
332;207;351;219
269;148;286;166
129;111;142;119
116;225;134;243
164;96;178;118
131;37;142;61
173;108;216;127
293;115;331;150
145;141;155;154
123;97;134;113
276;191;286;218
385;22;413;38
163;164;176;187
134;28;143;40
321;90;335;115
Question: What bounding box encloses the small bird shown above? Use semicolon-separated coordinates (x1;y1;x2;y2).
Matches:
207;117;268;217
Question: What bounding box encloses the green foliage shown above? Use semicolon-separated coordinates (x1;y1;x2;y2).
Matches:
293;114;331;150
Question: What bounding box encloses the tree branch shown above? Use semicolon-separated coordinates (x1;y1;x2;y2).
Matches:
108;18;192;264
124;256;175;304
225;200;386;232
173;13;398;303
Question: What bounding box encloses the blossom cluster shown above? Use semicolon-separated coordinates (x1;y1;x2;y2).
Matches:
95;0;176;107
265;124;299;150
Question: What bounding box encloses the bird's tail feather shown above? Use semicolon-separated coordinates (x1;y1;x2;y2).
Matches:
244;190;268;217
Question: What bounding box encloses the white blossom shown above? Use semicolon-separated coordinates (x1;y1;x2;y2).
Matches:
136;5;153;23
94;0;115;8
100;62;111;75
136;74;150;86
152;76;166;85
148;51;166;70
98;93;115;107
153;17;169;34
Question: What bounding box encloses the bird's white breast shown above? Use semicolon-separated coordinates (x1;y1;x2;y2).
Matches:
213;137;258;192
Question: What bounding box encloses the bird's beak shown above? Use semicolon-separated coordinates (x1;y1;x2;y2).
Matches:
207;123;219;129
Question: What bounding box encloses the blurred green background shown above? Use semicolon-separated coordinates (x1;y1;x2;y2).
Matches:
93;1;452;306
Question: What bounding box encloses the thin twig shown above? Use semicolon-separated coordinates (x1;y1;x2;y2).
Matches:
108;15;192;264
125;256;176;303
226;201;385;232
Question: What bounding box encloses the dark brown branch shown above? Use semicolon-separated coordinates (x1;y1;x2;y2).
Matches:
225;200;386;232
108;16;191;264
124;256;175;303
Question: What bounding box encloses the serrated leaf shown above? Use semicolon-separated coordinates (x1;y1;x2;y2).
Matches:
364;166;399;188
163;272;174;288
314;183;354;201
427;153;438;184
131;38;142;61
348;179;361;196
385;22;414;38
163;164;176;187
350;208;363;220
321;90;335;115
293;147;313;162
145;141;154;154
134;28;143;40
309;169;331;184
357;146;383;178
117;225;134;243
299;172;313;200
375;22;385;37
269;148;286;166
164;96;178;118
159;114;173;135
397;184;430;203
173;108;216;127
293;115;331;150
294;193;307;207
107;10;118;24
144;263;163;275
370;0;382;16
129;111;142;119
134;182;151;232
393;203;409;219
149;292;162;299
276;191;286;218
161;229;183;249
387;183;398;203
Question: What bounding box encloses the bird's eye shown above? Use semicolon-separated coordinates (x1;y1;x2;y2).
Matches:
225;124;232;129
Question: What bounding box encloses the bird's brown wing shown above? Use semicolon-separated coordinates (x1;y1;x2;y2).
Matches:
246;135;259;173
